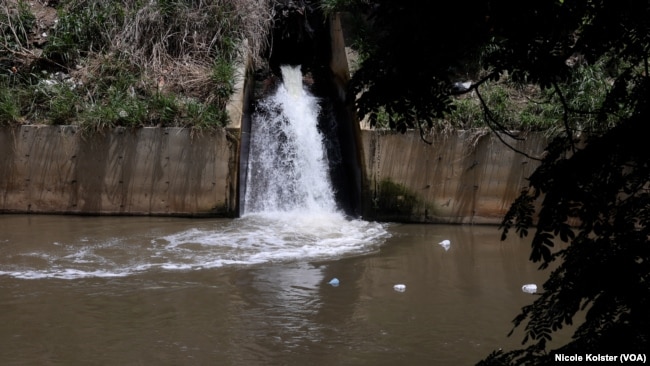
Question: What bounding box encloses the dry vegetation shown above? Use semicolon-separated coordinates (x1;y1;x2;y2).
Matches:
1;0;273;130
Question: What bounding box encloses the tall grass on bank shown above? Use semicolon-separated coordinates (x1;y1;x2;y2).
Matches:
445;59;620;137
366;60;616;137
1;0;272;130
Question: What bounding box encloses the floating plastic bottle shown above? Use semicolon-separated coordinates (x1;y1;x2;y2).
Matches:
522;284;537;294
438;239;451;251
328;278;340;287
393;284;406;292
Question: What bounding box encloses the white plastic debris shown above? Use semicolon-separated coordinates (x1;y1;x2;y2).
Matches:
438;239;451;251
522;284;537;294
328;278;340;287
452;81;473;93
393;284;406;292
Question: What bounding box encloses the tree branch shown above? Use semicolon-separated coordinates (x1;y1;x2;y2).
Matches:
474;86;524;140
552;81;577;153
471;87;543;161
450;71;498;96
416;116;433;145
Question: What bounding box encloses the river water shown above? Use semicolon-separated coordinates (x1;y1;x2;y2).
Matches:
0;66;563;365
0;214;558;366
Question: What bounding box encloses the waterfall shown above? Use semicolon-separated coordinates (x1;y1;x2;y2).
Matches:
0;66;390;280
244;65;337;215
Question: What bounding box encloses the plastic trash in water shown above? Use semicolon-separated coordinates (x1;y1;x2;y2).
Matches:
522;284;537;294
438;239;451;251
328;278;340;287
393;284;406;292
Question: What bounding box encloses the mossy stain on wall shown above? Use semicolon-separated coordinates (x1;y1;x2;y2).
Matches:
370;178;430;221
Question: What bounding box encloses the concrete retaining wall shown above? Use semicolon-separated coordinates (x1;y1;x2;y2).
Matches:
359;129;546;224
0;126;238;216
1;126;545;223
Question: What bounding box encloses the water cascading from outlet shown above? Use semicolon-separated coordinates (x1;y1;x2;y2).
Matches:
0;66;390;280
244;65;337;214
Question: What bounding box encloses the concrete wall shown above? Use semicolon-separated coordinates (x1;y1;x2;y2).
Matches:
0;126;546;222
360;129;546;224
0;126;238;216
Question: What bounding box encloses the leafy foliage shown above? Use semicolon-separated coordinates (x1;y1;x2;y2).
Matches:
326;0;650;362
488;108;650;364
487;1;650;361
329;1;491;134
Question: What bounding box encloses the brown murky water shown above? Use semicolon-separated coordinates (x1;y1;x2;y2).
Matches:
0;215;559;365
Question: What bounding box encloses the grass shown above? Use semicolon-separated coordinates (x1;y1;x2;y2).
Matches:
1;0;36;57
1;0;272;130
0;86;22;123
364;61;617;138
443;59;618;137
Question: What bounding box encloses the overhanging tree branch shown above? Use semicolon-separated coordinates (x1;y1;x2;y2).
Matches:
552;81;577;153
416;116;433;145
473;86;542;161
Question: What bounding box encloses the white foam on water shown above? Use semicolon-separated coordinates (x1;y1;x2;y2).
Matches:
0;214;389;279
160;211;390;266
